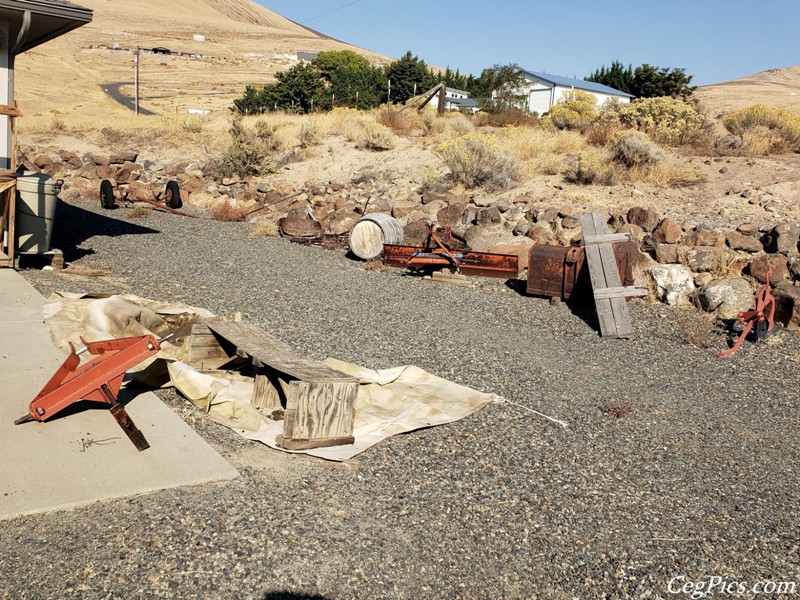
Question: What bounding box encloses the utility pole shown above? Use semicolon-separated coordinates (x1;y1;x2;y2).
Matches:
387;79;391;104
134;47;140;116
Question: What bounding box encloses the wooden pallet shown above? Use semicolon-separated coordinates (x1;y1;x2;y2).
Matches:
579;212;647;338
199;321;358;450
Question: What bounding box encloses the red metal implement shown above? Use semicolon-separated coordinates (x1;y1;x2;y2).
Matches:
717;272;782;358
383;224;519;279
13;334;168;451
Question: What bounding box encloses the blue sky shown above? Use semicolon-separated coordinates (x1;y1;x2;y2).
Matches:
256;0;799;86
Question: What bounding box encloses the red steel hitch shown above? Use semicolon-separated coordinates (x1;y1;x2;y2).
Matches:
717;272;782;358
13;334;171;451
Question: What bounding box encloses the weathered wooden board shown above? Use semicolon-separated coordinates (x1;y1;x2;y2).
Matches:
284;381;357;440
593;286;648;300
580;212;636;338
207;321;354;383
186;323;230;369
583;233;631;245
203;320;358;449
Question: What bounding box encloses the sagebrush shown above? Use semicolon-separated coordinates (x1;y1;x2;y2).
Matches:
436;133;521;190
722;104;800;154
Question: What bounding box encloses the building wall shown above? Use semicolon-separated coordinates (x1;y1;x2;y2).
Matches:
552;85;631;107
513;75;631;115
0;18;11;171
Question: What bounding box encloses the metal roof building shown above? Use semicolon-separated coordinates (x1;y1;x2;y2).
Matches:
515;70;634;116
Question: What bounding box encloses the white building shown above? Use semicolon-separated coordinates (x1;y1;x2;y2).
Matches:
428;87;480;114
507;70;634;115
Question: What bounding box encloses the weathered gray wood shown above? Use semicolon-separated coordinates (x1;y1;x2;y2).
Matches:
580;212;636;338
207;321;355;383
593;212;634;338
204;320;357;448
186;323;230;369
286;381;358;440
593;286;648;300
583;233;631;245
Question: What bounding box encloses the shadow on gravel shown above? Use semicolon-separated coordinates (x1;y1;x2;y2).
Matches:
264;594;330;600
51;200;160;262
504;278;602;334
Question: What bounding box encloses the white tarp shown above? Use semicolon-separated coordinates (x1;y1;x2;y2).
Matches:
42;293;496;461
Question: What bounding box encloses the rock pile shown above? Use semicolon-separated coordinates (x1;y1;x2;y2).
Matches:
19;144;800;328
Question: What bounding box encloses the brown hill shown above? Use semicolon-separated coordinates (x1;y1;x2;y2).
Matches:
14;0;389;118
695;65;800;117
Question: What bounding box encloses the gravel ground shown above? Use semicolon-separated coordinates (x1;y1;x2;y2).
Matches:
3;198;799;599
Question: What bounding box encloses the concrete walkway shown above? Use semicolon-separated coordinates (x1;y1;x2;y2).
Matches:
0;269;238;521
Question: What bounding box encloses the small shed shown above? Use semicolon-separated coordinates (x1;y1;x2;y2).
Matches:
513;70;634;116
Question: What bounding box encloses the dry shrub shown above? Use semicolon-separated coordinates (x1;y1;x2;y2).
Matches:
50;113;67;132
474;108;538;128
498;127;585;178
329;107;370;141
549;90;598;131
378;109;421;136
722;104;800;154
357;123;396;151
603;97;711;146
563;150;615;185
585;120;618;146
299;120;322;148
435;133;522;191
743;125;793;155
611;130;667;167
211;199;250;222
209;117;279;179
250;217;280;237
127;205;151;219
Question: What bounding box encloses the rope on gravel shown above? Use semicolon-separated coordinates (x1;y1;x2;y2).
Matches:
492;396;569;430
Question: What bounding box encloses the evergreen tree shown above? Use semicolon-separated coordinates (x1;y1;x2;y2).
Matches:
313;50;370;82
273;63;328;113
385;51;436;104
586;61;694;98
329;65;387;109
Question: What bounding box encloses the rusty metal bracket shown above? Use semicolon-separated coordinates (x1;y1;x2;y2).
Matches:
717;271;782;357
13;334;171;450
384;224;519;279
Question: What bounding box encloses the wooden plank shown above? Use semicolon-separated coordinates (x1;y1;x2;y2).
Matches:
207;321;355;383
593;212;633;338
580;214;617;338
593;286;648;300
289;381;358;440
583;233;631;245
186;323;230;369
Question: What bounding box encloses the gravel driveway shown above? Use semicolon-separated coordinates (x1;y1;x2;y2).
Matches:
3;197;799;599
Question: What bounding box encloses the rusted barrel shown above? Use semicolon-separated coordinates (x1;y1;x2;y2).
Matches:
348;213;404;259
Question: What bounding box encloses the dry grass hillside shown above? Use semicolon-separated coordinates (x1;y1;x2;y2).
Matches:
696;66;800;117
14;0;389;118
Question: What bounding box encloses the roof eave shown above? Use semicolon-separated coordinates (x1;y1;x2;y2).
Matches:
0;0;92;21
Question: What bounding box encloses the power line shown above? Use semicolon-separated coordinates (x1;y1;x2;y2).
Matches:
302;0;363;24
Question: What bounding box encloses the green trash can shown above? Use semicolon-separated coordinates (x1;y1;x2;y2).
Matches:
15;172;62;254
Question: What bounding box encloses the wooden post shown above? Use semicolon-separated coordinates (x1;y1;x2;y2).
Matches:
134;47;140;116
438;83;446;117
